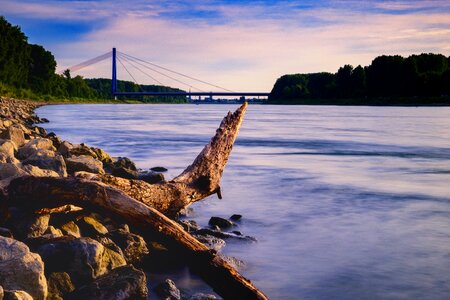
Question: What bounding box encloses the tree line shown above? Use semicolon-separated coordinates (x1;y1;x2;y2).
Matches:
269;54;450;104
0;16;185;102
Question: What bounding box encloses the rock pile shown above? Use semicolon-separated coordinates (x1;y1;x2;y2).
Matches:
0;97;225;300
0;97;260;300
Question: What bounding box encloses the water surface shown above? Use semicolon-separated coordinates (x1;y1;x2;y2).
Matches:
37;104;450;299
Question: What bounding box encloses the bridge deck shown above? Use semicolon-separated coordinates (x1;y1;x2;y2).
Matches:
114;92;270;97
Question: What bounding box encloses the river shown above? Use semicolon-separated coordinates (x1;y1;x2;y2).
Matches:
37;104;450;300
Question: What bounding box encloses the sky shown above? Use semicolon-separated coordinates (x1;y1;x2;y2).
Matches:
2;0;450;92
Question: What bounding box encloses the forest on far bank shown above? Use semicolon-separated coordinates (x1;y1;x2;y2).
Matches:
0;16;185;102
269;53;450;105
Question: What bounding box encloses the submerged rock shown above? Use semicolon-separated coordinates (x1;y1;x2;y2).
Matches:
155;279;181;300
67;265;148;300
208;217;234;229
194;234;226;252
150;166;168;172
229;214;242;221
0;237;48;300
138;172;165;184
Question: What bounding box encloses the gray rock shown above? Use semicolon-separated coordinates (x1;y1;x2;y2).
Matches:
22;150;67;177
21;164;59;177
189;293;219;300
6;209;50;240
43;226;64;238
0;140;16;159
107;229;149;264
0;237;48;300
138;172;165;184
194;234;226;252
0;164;27;181
107;157;138;179
28;236;126;285
155;279;181;300
65;155;104;175
178;220;200;232
150;166;168;172
18;138;55;160
59;221;81;238
208;217;234;229
0;227;13;238
47;272;75;300
57;141;74;157
229;214;242;221
67;265;148;300
0;125;25;148
76;216;109;236
3;290;33;300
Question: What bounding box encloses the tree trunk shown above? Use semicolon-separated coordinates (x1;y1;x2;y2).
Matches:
7;176;268;300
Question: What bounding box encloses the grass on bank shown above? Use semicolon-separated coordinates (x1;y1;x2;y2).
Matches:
0;82;185;104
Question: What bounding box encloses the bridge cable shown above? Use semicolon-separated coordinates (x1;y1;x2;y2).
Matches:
67;51;112;73
116;56;145;92
118;54;165;86
119;52;233;92
118;53;206;92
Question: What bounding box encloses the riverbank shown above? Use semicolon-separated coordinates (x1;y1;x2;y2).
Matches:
0;97;265;299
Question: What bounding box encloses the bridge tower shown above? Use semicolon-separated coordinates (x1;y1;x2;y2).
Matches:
112;47;117;99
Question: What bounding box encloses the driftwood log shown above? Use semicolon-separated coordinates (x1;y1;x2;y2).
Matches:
78;102;248;218
8;176;267;300
7;103;268;299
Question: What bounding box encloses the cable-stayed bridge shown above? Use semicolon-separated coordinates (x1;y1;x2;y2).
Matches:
67;48;270;101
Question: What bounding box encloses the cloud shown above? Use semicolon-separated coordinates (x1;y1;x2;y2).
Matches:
2;0;450;91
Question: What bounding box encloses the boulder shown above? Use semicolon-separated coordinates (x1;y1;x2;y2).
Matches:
0;285;3;299
69;144;98;159
0;237;48;300
107;157;138;179
138;172;165;184
28;236;126;285
0;125;25;147
3;290;33;300
154;279;180;300
22;165;60;177
22;150;67;177
0;228;13;238
67;265;148;300
0;140;16;159
76;216;108;236
107;229;149;264
57;141;74;157
43;226;64;238
65;155;104;175
59;222;81;238
47;272;75;300
6;209;50;239
0;164;27;181
208;217;234;229
91;147;112;163
18;138;55;160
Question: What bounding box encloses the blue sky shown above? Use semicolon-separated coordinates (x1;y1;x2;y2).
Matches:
2;0;450;91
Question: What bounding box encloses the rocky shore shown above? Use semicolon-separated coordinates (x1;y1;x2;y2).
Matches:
0;97;266;300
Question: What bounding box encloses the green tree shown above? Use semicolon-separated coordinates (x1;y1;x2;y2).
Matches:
28;44;57;93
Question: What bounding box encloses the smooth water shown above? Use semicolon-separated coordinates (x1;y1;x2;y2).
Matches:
37;104;450;300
